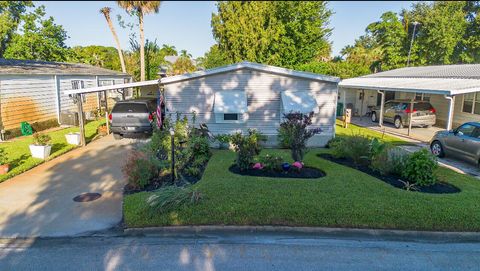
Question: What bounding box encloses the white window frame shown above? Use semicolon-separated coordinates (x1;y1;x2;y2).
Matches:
462;92;480;115
215;113;245;124
415;92;431;101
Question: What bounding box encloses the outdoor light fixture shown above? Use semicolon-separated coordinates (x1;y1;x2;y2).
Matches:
169;127;175;183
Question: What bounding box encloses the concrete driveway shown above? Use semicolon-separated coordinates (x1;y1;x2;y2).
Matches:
0;135;133;238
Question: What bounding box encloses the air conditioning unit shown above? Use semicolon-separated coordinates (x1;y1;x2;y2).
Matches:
60;111;81;126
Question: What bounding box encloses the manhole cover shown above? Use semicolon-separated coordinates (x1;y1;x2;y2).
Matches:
73;193;102;202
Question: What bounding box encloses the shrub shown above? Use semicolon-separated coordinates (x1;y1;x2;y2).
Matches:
401;149;438;186
122;150;168;190
214;134;231;149
278;112;321;161
258;154;283;172
0;148;7;165
330;134;371;166
230;129;266;171
371;147;409;176
32;133;51;146
146;185;202;214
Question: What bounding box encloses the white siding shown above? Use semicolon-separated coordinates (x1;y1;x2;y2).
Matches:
164;68;337;146
0;75;57;130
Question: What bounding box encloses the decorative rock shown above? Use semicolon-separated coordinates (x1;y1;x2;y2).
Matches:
281;162;290;171
292;161;303;169
253;163;264;170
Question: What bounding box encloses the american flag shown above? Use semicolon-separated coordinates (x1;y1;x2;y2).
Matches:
156;93;163;129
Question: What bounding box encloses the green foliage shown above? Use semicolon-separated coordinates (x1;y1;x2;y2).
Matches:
211;1;332;68
68;45;122;71
258;154;282;172
278;112;321;161
0;1;33;57
230;129;266;170
170;56;196;75
32;133;51;146
122;150;168;190
146;185;202;214
371;147;409;176
214;134;231;149
329;134;372;166
401;149;438;187
4;5;69;61
296;60;371;79
198;44;230;69
0;148;7;165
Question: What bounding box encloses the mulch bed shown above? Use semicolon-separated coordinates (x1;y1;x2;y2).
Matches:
229;165;326;179
318;153;460;194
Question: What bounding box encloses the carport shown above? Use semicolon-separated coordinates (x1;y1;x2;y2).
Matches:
339;65;480;135
63;79;159;146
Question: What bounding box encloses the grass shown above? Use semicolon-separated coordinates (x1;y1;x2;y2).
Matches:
124;148;480;231
0;120;105;182
335;119;408;145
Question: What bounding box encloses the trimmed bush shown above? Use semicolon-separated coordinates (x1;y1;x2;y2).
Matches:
230;129;266;171
401;149;438;186
371;147;409;176
330;134;371;166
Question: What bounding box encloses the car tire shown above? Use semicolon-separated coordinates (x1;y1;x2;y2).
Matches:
113;133;122;140
430;141;445;158
394;117;403;129
371;112;378;122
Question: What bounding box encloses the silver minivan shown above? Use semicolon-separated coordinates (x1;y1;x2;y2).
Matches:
430;122;480;165
370;99;436;129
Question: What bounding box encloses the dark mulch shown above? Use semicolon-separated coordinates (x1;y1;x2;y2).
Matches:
318;153;460;194
229;165;326;179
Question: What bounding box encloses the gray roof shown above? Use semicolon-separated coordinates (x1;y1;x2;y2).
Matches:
0;58;129;76
363;64;480;79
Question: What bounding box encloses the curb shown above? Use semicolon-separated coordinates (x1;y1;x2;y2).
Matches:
123;226;480;242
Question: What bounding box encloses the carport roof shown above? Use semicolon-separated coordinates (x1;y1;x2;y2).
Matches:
339;64;480;96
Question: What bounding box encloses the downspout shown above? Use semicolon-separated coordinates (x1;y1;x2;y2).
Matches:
54;75;61;124
445;95;455;131
377;90;385;127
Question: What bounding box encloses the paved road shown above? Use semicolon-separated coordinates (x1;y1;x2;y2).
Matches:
0;135;133;238
1;232;480;271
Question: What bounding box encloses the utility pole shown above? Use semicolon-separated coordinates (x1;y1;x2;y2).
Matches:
407;21;420;67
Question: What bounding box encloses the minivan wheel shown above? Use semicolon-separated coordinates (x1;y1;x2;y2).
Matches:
394;117;403;129
430;141;445;158
371;112;377;122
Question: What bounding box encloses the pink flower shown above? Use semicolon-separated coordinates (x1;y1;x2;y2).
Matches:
292;162;303;169
253;163;264;170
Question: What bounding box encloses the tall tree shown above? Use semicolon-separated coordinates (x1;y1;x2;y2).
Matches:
161;44;177;56
211;1;332;68
4;5;69;61
100;7;127;73
199;44;230;69
117;1;161;81
0;1;33;57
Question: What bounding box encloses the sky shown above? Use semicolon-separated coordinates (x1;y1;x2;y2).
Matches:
36;1;416;58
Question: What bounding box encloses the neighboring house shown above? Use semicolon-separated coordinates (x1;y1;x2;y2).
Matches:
161;61;340;147
0;59;132;137
339;64;480;130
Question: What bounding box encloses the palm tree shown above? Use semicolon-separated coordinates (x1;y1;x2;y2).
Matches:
161;44;177;56
100;7;127;73
117;1;161;81
180;49;192;58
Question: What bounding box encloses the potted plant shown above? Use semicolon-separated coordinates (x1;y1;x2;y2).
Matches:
0;148;9;175
29;133;52;160
65;132;81;145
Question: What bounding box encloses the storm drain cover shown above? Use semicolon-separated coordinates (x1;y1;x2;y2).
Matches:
73;193;102;202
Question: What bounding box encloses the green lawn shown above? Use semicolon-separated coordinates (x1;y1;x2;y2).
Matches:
0;120;105;182
335;119;407;145
124;148;480;231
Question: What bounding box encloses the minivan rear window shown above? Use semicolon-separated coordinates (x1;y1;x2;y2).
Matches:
112;103;149;113
414;103;433;111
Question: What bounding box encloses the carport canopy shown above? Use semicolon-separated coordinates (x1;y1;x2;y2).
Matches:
339;64;480;131
63;79;159;146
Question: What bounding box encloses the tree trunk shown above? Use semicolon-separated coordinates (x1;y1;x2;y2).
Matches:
139;12;146;81
105;13;127;73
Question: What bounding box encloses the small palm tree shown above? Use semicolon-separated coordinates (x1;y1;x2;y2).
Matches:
117;1;161;81
100;7;127;73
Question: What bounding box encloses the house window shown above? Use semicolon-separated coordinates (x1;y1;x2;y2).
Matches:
223;113;239;121
462;93;480;114
71;80;86;103
415;93;431;101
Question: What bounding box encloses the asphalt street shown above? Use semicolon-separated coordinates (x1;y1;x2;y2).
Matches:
1;231;480;271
